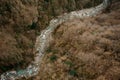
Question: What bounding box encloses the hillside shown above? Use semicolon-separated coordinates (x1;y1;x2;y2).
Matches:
33;2;120;80
0;0;120;80
0;0;101;74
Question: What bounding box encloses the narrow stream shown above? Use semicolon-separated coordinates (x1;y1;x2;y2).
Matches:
0;0;110;80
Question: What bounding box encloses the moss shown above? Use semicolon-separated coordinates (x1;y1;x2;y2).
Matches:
69;69;77;76
64;61;73;67
50;55;57;62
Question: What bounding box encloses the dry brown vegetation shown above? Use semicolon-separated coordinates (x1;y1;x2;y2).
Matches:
33;2;120;80
0;1;120;80
0;0;38;74
0;0;105;74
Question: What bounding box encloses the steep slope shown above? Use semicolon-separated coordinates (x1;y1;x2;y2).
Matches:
0;0;119;80
34;2;120;80
0;0;98;74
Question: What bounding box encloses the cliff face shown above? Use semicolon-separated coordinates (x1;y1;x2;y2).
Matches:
0;0;103;74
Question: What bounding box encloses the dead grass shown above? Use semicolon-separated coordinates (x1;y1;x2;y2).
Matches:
0;0;38;74
0;31;35;74
33;4;120;80
0;0;103;75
